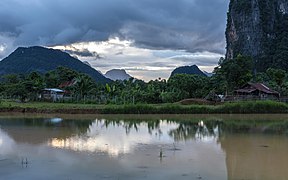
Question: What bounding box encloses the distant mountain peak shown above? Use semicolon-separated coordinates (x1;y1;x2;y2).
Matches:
203;71;213;77
0;46;111;83
105;69;132;81
170;65;207;78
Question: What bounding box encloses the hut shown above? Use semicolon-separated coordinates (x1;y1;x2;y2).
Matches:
41;88;65;101
234;83;280;100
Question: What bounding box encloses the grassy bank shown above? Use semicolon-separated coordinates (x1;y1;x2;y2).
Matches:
0;100;287;114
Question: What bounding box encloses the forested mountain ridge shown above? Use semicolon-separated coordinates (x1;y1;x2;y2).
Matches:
170;65;207;78
0;46;110;83
226;0;288;72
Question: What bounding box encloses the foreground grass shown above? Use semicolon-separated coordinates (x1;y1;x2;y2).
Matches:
0;100;287;114
0;101;105;109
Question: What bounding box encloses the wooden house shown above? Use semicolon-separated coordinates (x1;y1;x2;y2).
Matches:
234;83;280;100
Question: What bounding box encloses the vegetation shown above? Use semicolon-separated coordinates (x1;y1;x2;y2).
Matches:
0;100;287;114
170;65;207;77
0;53;287;108
212;55;253;92
0;43;287;114
0;66;212;104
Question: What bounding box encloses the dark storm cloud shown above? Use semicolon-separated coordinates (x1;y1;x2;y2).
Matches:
60;45;104;59
0;0;229;56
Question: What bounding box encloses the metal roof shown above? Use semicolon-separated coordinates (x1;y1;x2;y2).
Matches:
43;88;64;92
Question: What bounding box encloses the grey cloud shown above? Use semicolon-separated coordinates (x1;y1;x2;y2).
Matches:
0;0;229;57
65;49;95;57
171;56;222;66
58;45;105;59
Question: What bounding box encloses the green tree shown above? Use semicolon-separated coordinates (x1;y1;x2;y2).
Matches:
72;74;94;97
216;55;253;90
266;68;286;87
168;74;209;99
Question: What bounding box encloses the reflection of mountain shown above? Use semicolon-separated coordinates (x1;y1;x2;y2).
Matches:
0;118;93;144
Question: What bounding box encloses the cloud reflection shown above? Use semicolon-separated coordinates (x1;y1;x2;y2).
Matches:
0;128;15;155
48;119;180;156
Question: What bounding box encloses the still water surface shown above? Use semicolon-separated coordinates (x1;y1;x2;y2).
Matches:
0;114;287;180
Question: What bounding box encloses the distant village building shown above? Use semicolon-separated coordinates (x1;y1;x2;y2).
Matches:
41;88;65;101
234;83;280;100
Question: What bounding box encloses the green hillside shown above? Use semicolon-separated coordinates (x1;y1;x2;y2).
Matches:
0;46;110;83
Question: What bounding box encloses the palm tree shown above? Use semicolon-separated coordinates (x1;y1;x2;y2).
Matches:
73;74;94;98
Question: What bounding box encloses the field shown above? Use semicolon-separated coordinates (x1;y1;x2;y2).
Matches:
0;100;287;114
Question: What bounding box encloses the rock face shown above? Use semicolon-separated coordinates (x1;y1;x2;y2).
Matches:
0;46;111;83
226;0;288;71
170;65;207;78
104;69;132;81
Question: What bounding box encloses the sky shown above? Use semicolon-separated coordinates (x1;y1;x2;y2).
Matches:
0;0;229;81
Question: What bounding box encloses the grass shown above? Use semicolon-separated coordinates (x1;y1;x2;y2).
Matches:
0;100;105;109
0;99;287;114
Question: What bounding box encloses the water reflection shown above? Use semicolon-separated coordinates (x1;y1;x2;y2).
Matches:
49;117;63;124
0;115;288;180
48;120;180;156
169;120;220;142
0;128;15;155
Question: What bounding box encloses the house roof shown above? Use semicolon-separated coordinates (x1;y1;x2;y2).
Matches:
59;80;76;88
235;83;280;96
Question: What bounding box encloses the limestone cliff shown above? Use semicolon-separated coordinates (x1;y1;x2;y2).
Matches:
226;0;288;71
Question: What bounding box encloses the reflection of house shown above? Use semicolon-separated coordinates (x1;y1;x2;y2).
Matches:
235;83;280;99
42;88;64;101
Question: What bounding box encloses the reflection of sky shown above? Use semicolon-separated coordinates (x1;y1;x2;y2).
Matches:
2;117;288;179
48;119;219;157
0;120;227;180
48;120;180;156
0;128;15;155
195;123;219;143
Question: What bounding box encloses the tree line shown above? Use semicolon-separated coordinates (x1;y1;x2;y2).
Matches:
0;55;287;104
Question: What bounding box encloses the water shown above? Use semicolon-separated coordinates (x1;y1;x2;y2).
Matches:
0;114;287;180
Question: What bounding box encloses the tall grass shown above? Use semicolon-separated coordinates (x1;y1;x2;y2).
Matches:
0;100;287;114
101;101;288;114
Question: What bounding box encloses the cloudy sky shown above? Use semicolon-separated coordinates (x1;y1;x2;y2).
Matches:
0;0;229;81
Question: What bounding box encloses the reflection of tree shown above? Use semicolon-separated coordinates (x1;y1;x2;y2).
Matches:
167;119;288;142
101;119;161;135
101;119;224;142
218;120;288;134
168;121;220;142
